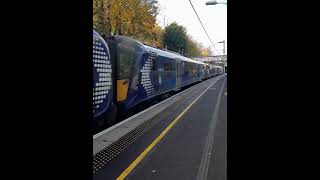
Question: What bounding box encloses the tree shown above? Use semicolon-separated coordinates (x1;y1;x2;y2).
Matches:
152;25;164;48
185;36;202;57
93;0;159;42
201;47;213;57
143;24;164;48
163;22;188;53
163;22;206;57
93;0;112;35
93;1;209;58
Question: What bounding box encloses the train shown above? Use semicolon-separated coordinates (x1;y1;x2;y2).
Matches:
93;30;224;129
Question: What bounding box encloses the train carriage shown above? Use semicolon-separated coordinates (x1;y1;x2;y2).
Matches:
105;35;206;112
93;31;224;129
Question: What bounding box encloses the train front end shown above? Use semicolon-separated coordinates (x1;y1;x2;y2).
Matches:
105;36;150;114
93;30;116;129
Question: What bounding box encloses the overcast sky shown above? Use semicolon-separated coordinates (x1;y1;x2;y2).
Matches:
156;0;227;55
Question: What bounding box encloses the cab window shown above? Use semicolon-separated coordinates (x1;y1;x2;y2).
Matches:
117;41;135;79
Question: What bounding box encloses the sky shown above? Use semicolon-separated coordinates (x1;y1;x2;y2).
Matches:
156;0;227;55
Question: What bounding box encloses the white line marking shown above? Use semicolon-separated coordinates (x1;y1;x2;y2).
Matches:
197;77;226;180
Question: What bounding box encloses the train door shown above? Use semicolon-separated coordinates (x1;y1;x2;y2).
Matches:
176;59;182;88
150;52;159;93
200;65;205;80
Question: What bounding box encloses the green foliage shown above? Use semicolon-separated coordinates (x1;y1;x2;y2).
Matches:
163;22;188;53
163;22;211;57
185;36;202;57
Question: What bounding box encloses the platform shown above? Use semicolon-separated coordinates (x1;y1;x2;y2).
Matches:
93;74;227;180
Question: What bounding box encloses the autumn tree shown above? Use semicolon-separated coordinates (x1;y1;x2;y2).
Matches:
93;0;160;46
143;24;164;48
93;1;210;57
93;0;112;35
200;47;213;57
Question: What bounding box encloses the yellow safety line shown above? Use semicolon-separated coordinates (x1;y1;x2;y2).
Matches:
116;76;224;180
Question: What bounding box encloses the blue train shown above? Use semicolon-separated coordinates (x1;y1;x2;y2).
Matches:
93;30;224;129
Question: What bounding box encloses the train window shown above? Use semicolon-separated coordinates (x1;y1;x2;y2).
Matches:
152;58;157;70
184;62;189;75
117;42;135;79
187;63;193;76
164;62;174;70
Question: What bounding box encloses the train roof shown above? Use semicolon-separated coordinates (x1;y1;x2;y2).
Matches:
93;30;100;37
108;35;205;65
143;44;205;65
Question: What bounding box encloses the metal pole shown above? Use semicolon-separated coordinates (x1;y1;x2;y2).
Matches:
223;40;225;55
